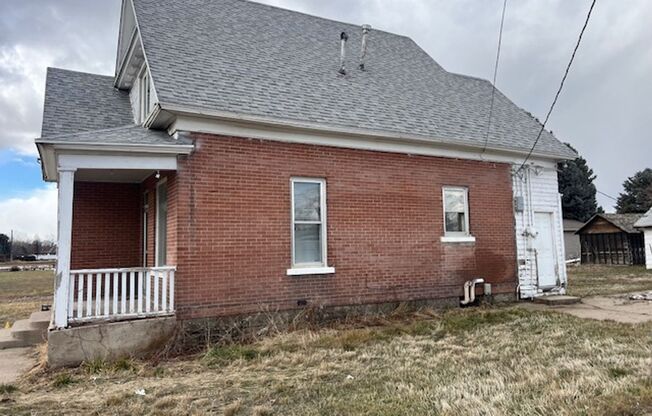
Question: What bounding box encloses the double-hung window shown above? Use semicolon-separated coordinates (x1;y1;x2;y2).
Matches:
441;187;475;243
287;178;334;275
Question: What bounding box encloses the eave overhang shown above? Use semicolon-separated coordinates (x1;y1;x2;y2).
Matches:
151;102;577;164
36;139;194;182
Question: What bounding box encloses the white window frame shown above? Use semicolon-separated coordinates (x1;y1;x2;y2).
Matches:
441;186;475;243
155;178;168;266
138;65;152;124
287;177;335;276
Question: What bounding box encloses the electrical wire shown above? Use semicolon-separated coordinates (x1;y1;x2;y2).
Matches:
481;0;508;158
597;190;618;201
517;0;597;171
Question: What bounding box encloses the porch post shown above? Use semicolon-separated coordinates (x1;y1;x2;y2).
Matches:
53;167;76;329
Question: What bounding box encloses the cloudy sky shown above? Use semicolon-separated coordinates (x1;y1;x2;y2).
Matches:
1;0;651;240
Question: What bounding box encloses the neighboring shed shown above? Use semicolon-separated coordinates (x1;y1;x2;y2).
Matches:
563;219;584;260
576;213;645;265
634;208;652;270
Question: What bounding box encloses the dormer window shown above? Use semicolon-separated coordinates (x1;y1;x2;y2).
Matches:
138;66;153;123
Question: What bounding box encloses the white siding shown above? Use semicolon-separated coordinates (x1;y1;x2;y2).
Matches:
512;164;567;298
644;229;652;270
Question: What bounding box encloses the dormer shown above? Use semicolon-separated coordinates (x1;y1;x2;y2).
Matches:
114;0;157;125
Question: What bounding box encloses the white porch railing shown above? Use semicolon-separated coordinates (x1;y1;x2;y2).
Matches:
64;266;175;325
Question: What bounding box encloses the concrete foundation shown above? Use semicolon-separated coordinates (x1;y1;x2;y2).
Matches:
47;316;176;368
172;293;516;352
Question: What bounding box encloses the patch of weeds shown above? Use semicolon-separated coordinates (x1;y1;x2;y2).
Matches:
0;384;17;394
112;358;135;372
105;392;131;407
252;405;273;416
441;308;526;335
52;373;75;388
223;399;242;416
403;319;437;336
82;358;107;374
153;366;166;377
558;368;574;381
154;396;178;410
204;344;266;366
314;328;384;351
312;320;439;351
608;367;632;379
591;378;652;415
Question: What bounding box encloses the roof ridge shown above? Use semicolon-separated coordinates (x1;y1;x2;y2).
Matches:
230;0;409;39
47;67;114;79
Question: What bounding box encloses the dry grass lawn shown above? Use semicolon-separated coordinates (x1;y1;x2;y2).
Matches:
2;306;652;415
0;269;53;326
2;265;652;415
567;265;652;298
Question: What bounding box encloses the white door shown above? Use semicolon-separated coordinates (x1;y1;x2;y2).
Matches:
534;212;558;288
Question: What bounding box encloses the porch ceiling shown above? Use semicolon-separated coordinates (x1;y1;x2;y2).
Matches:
75;168;158;183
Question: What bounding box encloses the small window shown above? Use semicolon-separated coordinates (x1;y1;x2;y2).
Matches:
155;181;168;266
290;178;328;269
139;66;152;123
443;187;470;236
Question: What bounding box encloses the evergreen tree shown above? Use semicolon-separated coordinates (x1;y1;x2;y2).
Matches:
0;234;9;261
616;168;652;213
557;144;598;222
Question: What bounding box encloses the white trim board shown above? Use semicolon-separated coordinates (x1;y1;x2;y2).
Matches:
169;114;561;168
58;153;178;171
37;142;190;182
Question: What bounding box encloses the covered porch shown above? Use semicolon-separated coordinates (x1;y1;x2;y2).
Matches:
36;127;193;329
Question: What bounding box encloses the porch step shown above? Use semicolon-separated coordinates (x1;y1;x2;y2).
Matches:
29;311;51;330
10;319;47;344
533;295;581;306
0;329;28;349
0;311;51;350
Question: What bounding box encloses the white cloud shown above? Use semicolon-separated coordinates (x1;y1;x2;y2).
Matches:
0;0;120;155
0;185;57;241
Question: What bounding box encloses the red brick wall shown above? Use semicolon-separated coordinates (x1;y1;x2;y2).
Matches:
172;134;518;319
70;182;141;269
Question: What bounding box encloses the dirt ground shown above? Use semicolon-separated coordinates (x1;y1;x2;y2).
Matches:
523;292;652;323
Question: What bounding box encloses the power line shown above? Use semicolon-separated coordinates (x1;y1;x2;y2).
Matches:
556;165;619;203
517;0;597;171
481;0;508;158
597;189;618;201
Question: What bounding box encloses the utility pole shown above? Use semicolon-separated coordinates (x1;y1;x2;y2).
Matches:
9;229;13;262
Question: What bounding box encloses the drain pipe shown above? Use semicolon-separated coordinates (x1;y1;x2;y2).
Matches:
461;278;485;305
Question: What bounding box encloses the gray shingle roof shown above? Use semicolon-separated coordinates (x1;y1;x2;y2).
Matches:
133;0;576;159
578;213;645;234
563;219;585;232
41;68;134;137
36;125;192;147
634;208;652;228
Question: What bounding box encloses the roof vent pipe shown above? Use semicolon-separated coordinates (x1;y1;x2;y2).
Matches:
339;32;349;75
359;24;371;71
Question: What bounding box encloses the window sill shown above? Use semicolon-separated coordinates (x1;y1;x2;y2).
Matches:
440;235;476;243
286;266;335;276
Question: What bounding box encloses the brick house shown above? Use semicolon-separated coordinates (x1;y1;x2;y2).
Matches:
37;0;575;336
